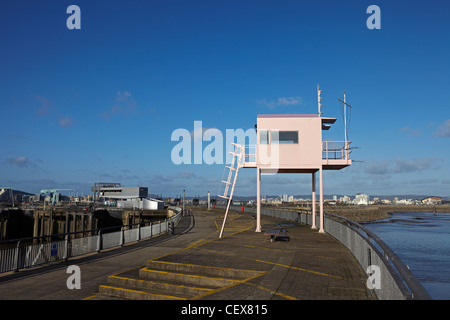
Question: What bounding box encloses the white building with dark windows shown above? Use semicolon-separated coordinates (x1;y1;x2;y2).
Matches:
92;183;164;210
99;186;148;200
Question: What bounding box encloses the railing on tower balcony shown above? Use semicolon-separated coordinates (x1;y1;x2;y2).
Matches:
241;144;256;167
322;141;352;161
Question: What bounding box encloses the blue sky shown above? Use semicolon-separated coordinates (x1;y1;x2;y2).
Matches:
1;0;449;198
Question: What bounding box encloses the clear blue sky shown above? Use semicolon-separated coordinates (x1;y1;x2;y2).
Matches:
1;0;449;198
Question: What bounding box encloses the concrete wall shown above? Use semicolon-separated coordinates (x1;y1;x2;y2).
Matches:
0;208;34;241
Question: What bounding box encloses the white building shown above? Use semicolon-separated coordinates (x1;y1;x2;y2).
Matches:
339;195;351;204
117;198;164;210
353;193;369;205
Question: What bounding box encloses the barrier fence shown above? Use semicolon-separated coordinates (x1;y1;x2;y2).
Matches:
0;207;182;274
216;204;432;300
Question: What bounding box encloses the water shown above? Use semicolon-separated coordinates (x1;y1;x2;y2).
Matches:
364;212;450;300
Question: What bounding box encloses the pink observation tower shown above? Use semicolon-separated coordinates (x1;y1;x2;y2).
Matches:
218;86;353;237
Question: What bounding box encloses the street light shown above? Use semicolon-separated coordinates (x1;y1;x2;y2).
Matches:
183;189;185;214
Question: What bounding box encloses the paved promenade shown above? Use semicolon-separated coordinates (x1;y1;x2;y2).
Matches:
0;206;374;301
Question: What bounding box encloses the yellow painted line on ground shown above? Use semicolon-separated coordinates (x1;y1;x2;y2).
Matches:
99;285;187;300
110;275;214;292
147;229;220;262
240;244;294;254
108;265;146;278
81;294;98;300
151;224;253;262
254;259;345;280
150;260;264;275
313;255;338;260
196;246;344;280
244;282;300;300
191;271;267;300
141;267;239;283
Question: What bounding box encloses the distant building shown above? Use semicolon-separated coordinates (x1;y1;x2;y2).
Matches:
117;198;164;210
422;197;442;205
353;193;369;205
99;186;148;200
396;199;414;205
339;195;351;204
31;194;45;202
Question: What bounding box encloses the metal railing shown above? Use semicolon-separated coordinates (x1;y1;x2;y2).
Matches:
216;204;432;300
322;141;351;160
0;207;183;274
241;144;256;165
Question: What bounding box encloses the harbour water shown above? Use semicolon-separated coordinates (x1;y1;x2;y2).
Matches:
364;211;450;300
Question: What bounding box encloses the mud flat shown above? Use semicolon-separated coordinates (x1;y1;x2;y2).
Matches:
324;205;450;223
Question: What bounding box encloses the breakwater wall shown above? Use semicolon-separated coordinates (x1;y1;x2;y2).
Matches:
0;207;170;243
0;207;182;274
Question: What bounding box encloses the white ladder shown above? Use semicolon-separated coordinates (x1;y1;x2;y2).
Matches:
218;143;244;238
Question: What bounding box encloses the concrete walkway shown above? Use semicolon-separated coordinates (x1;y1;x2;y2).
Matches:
0;206;374;300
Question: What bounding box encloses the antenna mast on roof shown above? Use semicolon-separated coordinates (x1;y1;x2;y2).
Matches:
317;85;323;116
338;92;352;154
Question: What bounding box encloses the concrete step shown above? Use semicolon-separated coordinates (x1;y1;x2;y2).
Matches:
107;274;214;298
97;260;266;300
98;283;187;300
146;260;263;280
139;266;238;289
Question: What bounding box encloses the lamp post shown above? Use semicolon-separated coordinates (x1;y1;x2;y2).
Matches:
183;189;185;214
208;191;210;209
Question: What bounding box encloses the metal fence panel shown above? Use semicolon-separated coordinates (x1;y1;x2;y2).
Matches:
101;231;122;250
0;247;16;273
19;240;66;269
70;236;99;257
140;224;152;239
0;209;183;274
124;228;139;244
151;223;160;236
160;221;167;233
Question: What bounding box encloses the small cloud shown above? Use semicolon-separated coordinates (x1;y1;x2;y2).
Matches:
58;116;74;128
6;156;34;168
257;96;303;109
99;91;137;121
393;157;441;173
400;126;420;136
434;119;450;137
35;96;53;115
365;160;391;175
177;171;198;179
364;157;441;175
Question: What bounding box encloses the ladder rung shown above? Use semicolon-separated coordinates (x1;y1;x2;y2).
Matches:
225;166;237;171
218;195;229;199
221;180;232;185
